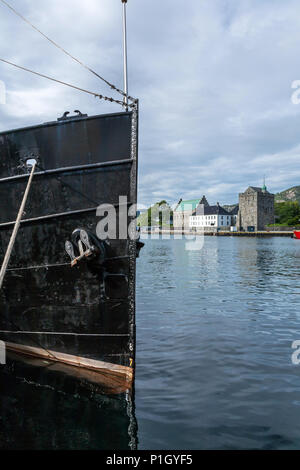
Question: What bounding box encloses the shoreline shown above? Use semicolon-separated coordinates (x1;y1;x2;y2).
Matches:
141;229;295;237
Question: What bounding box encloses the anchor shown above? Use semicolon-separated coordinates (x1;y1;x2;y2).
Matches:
65;230;94;267
65;228;106;268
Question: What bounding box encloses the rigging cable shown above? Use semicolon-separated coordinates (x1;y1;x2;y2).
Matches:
0;0;135;103
0;58;135;108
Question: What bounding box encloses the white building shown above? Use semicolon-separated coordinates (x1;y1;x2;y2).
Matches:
228;205;239;226
189;203;231;229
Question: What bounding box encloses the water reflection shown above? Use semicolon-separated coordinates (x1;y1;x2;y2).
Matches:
135;236;300;449
0;352;137;450
2;236;300;450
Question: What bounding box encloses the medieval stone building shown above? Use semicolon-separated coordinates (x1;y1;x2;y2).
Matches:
237;185;274;231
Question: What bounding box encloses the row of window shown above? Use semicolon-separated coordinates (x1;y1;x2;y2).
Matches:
192;215;230;219
191;216;230;221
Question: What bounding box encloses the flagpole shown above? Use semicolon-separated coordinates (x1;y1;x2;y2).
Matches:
122;0;128;111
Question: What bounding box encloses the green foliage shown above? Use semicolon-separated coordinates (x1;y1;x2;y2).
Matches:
274;201;300;226
137;201;173;227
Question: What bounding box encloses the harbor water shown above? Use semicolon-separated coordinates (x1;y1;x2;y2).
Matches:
1;236;300;449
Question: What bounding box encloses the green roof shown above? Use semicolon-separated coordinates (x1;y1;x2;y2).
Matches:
175;199;201;212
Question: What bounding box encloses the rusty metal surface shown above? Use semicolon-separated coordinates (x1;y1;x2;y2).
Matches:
0;110;138;370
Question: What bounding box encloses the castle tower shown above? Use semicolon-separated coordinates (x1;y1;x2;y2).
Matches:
237;184;274;231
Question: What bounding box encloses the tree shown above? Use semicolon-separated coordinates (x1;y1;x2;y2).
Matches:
274;201;300;226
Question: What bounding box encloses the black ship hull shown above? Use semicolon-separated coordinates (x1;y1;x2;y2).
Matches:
0;109;139;388
0;351;137;449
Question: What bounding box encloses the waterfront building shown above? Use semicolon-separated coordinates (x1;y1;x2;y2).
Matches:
228;205;239;226
173;198;202;229
189;202;231;229
237;184;274;231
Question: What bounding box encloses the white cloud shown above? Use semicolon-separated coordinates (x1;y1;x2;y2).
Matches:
1;0;300;206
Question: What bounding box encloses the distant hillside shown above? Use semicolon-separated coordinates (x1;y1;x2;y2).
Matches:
275;186;300;204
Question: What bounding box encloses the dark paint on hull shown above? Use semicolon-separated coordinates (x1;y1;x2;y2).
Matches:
0;110;138;381
0;352;137;449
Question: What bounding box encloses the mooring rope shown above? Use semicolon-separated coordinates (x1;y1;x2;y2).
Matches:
0;162;36;290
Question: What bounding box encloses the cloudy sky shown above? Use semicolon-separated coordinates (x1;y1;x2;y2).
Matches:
1;0;300;207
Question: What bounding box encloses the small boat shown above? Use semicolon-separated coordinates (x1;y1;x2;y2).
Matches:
293;231;300;239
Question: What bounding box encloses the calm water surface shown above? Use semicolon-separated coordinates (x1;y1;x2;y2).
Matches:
1;236;300;449
135;236;300;449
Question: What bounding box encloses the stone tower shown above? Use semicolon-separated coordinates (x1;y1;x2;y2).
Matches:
237;185;274;231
